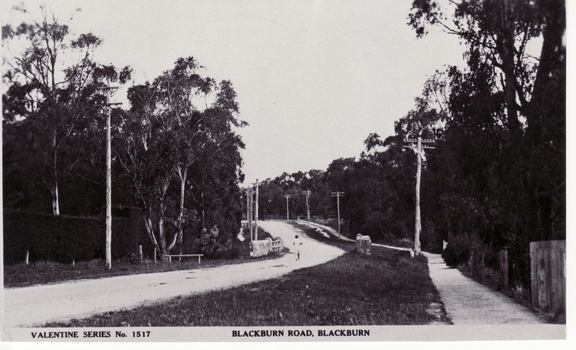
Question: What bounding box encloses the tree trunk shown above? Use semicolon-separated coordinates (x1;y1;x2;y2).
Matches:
158;201;168;260
499;0;521;137
144;215;161;254
177;167;188;255
52;133;60;215
524;0;566;242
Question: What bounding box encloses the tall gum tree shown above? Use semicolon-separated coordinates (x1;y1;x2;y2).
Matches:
2;6;130;215
408;0;565;242
119;57;246;259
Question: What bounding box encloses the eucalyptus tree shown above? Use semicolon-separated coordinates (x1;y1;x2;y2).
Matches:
2;6;131;215
118;57;245;259
408;0;565;245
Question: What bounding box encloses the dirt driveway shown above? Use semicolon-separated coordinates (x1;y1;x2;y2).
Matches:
2;221;344;328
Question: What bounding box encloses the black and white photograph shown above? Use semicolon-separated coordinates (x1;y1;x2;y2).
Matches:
1;0;569;348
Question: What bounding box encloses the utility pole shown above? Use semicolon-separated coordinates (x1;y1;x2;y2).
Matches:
247;188;253;241
284;194;291;221
302;190;311;226
331;191;344;238
404;135;435;254
104;83;121;270
254;179;259;241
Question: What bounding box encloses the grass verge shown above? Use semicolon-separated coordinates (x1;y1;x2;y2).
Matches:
288;221;356;252
44;245;449;326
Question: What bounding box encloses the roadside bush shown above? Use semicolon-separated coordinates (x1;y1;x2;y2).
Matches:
387;237;413;249
196;225;235;259
127;251;141;265
483;248;500;270
442;235;471;267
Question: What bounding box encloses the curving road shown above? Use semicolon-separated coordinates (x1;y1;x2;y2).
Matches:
2;221;345;328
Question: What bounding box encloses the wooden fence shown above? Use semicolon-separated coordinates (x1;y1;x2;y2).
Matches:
530;240;566;315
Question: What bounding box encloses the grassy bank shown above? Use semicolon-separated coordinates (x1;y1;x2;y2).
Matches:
289;221;356;251
45;245;449;326
5;226;278;288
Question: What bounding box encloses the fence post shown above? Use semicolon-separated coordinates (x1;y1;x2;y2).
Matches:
530;242;537;307
530;240;566;315
139;245;143;262
25;249;29;265
470;249;478;277
499;247;508;289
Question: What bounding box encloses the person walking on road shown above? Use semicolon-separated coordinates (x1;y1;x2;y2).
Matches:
293;235;303;261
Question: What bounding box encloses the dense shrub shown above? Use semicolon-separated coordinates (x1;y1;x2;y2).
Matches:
441;235;471;267
3;209;141;264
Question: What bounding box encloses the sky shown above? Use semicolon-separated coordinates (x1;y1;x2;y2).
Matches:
2;0;468;185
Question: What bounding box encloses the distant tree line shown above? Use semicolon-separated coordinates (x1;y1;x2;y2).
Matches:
2;7;246;261
254;0;565;287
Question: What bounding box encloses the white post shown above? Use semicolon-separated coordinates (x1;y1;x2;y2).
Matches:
25;249;29;265
414;136;422;254
139;245;143;262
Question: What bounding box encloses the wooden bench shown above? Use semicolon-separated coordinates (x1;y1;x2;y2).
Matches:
166;254;204;263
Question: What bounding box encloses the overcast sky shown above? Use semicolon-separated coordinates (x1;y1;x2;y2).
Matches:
2;0;467;185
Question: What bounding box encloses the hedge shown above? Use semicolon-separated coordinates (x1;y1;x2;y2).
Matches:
3;209;142;264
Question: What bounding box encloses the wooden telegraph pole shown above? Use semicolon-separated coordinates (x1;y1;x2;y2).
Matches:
404;135;435;254
254;180;259;241
284;194;291;220
331;191;344;238
104;83;121;270
247;188;253;241
302;190;311;226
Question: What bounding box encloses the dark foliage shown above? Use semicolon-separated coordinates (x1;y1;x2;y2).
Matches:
3;210;140;264
441;236;471;268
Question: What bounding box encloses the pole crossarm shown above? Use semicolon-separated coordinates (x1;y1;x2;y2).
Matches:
404;138;436;150
404;138;436;143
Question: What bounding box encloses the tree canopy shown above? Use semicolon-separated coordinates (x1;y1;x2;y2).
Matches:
251;0;565;289
3;7;246;260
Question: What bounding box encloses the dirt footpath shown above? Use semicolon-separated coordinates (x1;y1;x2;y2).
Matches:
2;221;344;328
423;252;545;325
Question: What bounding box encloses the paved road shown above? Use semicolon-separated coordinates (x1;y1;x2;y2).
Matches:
2;221;344;328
